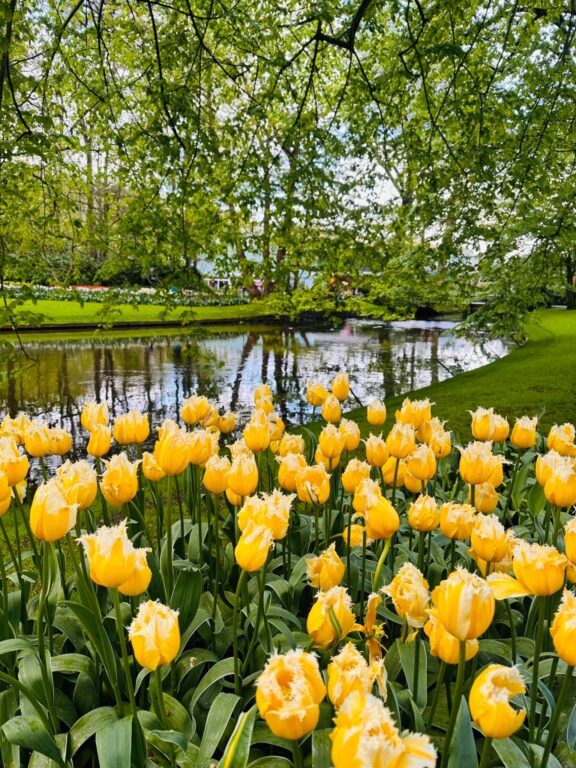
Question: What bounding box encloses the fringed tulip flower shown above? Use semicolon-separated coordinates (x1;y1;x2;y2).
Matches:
256;650;326;740
227;453;259;497
364;434;389;468
118;548;152;596
327;642;385;709
470;514;509;563
342;459;371;494
510;416;538;449
277;453;307;492
129;600;180;670
56;459;97;510
547;423;576;457
382;562;430;628
407;444;437;481
424;608;479;664
79;520;144;588
488;541;567;599
243;410;270;453
100;453;140;506
386;422;416;459
306;382;329;407
439;502;477;540
0;437;29;485
113;410;150;444
331;372;350;401
296;464;330;505
322;394;342;424
459;441;495;485
142;451;166;482
307;586;359;648
234;521;274;571
550;589;576;665
81;401;109;431
340;419;361;452
203;454;230;494
30;478;79;541
395;398;433;429
469;665;526;738
48;427;72;456
24;421;51;458
319;424;345;458
432;568;495;640
408;495;440;532
181;395;211;425
367;400;387;426
306;543;345;590
87;424;112;458
218;411;237;434
468;481;499;513
278;433;305;457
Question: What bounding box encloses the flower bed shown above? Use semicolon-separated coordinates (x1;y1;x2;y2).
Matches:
0;384;575;767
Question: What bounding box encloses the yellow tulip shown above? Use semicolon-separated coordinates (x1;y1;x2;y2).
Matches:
267;412;285;442
228;453;259;496
129;600;180;670
439;502;477;540
243;410;270;453
342;523;370;548
432;568;495;640
429;428;452;458
81;401;109;431
154;424;191;476
277;452;307;492
469;665;526;738
331;372;350;401
24;421;51;458
181;395;211;425
278;433;305;457
56;459;97;510
295;464;330;505
113;411;150;445
30;478;79;541
565;518;576;564
79;519;142;588
458;441;495;485
0;437;29;485
418;416;444;444
470;407;509;442
468;481;499;513
142;451;166;482
404;471;425;494
307;586;359;647
510;416;538;449
0;413;29;444
203;455;230;494
364;433;389;468
341;459;371;494
255;649;325;740
544;463;576;507
406;444;437;481
226;487;242;506
321;394;342;424
327;642;385;709
386;422;416;459
382;562;430;628
550;589;576;665
340;419;361;452
118;548;152;596
260;489;293;540
188;428;216;466
395;397;433;429
362;495;400;541
100;453;140;506
306;543;345;590
218;411;237;434
470;514;509;563
48;427;72;456
315;445;340;471
488;541;567;599
407;495;440;532
381;456;406;487
547;423;576;457
487;455;506;488
319;424;346;458
330;690;436;768
87;424;112;458
352;478;382;515
424;607;479;664
234;521;274;571
535;450;565;486
367;399;387;426
306;382;329;407
0;471;9;505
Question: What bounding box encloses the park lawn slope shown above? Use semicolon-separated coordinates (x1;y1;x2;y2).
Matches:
339;308;576;439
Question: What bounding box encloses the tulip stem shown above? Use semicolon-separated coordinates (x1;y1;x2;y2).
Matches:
426;661;446;730
96;458;111;526
417;531;425;571
292;741;303;768
502;450;521;525
529;596;546;742
233;569;247;696
313;505;320;554
243;560;268;674
551;505;561;547
346;508;352;589
360;527;367;619
0;514;24;590
164;475;174;599
441;640;467;768
541;665;574;768
479;737;492;768
470;483;476;509
14;490;40;570
37;542;59;732
372;537;392;592
111;589;138;720
505;600;517;663
210;494;220;633
391;459;400;507
154;667;176;767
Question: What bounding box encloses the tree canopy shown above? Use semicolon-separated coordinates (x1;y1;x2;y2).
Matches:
1;0;575;333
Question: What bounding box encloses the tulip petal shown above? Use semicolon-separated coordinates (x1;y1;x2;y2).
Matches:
487;573;532;600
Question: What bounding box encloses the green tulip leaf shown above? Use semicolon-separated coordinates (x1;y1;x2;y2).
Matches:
218;705;257;768
311;728;332;768
446;696;477;768
189;657;235;712
2;716;64;766
199;692;240;761
95;715;132;768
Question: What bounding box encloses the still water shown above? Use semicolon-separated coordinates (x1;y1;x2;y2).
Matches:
1;319;511;443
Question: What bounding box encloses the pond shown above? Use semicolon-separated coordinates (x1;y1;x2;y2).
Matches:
1;318;512;448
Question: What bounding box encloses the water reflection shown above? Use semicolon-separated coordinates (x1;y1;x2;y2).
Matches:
1;319;512;443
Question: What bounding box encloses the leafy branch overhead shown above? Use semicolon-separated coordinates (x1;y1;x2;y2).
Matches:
0;0;575;331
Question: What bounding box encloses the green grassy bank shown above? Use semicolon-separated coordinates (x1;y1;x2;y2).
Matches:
342;308;576;438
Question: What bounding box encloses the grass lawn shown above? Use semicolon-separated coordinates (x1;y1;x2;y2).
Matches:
339;308;576;439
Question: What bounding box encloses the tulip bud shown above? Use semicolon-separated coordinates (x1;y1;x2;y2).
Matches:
154;425;190;476
550;589;576;665
439;502;477;540
243;410;271;453
129;600;180;670
113;411;150;445
470;514;508;563
407;495;440;532
367;400;387;426
364;434;389;468
306;543;345;590
468;481;499;513
406;444;436;481
319;424;345;458
256;650;325;740
56;459;97;510
100;453;140;506
218;411;237;434
432;568;495;640
277;453;307;492
307;586;358;647
81;401;109;431
30;478;79;541
547;423;576;457
458;441;495;485
321;395;341;424
118;549;152;596
203;455;230;494
510;416;538;449
181;395;211;425
469;665;526;738
331;372;350;401
0;437;29;485
48;427;72;456
382;562;430;628
228;453;259;497
142;451;166;482
24;421;51;458
87;424;112;458
424;607;479;664
306;382;329;407
341;459;371;494
385;423;416;459
339;419;361;452
234;521;274;571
